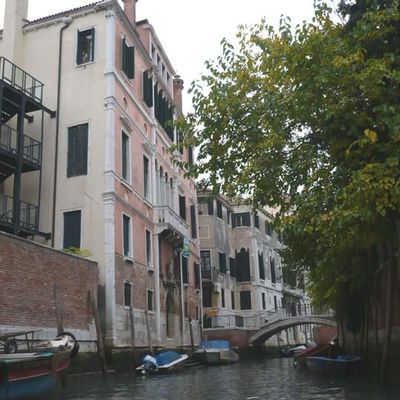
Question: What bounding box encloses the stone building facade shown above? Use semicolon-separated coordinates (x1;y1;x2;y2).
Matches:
0;0;200;349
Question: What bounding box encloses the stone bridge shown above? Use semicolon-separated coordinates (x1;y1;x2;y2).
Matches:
248;314;336;345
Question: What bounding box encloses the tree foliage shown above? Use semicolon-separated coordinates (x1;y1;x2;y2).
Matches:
180;0;400;310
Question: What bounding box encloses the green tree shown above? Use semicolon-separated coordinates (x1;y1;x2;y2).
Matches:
180;0;400;381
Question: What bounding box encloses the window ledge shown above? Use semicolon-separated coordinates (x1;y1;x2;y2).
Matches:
76;60;95;68
124;256;134;264
121;178;133;191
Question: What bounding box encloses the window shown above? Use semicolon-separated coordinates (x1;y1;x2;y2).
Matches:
77;28;95;65
240;291;252;310
123;214;131;257
146;229;152;268
221;288;225;308
203;286;212;307
271;257;276;283
122;38;135;79
216;200;223;219
147;289;153;311
179;195;186;220
231;291;235;310
259;252;265;280
229;257;236;278
121;131;130;181
63;210;81;249
236;248;250;282
227;210;231;225
200;251;211;279
182;256;188;284
188;146;194;165
219;252;226;273
262;293;266;310
232;212;251;228
254;212;259;228
194;263;201;289
265;221;273;236
67;123;88;178
143;70;153;107
190;205;197;239
124;281;132;307
143;156;149;199
184;301;188;318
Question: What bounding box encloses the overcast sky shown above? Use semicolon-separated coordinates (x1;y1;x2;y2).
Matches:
0;0;337;111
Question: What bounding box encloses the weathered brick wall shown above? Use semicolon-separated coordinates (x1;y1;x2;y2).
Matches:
0;231;97;333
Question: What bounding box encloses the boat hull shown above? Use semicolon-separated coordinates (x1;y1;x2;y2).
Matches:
194;349;239;365
304;356;362;373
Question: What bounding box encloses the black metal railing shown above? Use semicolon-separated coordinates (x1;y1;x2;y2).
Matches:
0;57;44;103
0;124;41;166
0;193;39;230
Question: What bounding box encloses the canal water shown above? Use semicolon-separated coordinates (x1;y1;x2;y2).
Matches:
54;356;399;400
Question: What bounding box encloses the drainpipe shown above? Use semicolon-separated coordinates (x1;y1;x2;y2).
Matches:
51;17;72;247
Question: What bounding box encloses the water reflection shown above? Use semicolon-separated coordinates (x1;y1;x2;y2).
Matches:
52;357;399;400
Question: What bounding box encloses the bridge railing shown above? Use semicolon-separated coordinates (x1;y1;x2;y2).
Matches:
203;305;332;330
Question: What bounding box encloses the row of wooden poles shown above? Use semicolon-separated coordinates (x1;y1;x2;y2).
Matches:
54;285;196;378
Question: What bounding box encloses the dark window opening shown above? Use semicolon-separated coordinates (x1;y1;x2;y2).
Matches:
216;200;223;219
219;252;226;273
201;251;211;279
121;131;129;181
184;301;188;318
146;230;151;267
63;210;81;249
262;293;266;310
259;252;265;280
143;70;153;107
188;146;194;165
67;123;88;178
123;214;131;257
271;257;276;283
147;290;153;311
240;291;252;310
207;198;214;215
231;291;235;310
122;38;135;79
143;156;149;199
182;256;188;284
77;28;95;65
227;210;231;225
179;195;186;220
254;212;259;228
221;288;225;308
194;263;201;289
203;286;212;308
229;257;236;278
265;221;273;236
190;204;197;238
124;282;132;307
236;248;250;282
232;212;250;228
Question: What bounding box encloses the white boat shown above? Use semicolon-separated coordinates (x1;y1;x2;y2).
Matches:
136;351;188;375
193;340;239;365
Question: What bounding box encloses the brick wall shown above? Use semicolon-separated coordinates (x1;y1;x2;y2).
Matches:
0;231;97;335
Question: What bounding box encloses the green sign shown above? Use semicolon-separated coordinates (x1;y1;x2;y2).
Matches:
182;237;189;258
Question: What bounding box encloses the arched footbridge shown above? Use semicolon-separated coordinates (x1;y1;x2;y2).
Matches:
248;314;336;345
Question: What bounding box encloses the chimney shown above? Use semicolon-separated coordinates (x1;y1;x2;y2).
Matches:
3;0;29;64
173;75;184;112
122;0;138;28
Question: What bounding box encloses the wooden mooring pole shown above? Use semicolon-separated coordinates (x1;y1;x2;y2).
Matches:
88;291;107;378
189;318;194;353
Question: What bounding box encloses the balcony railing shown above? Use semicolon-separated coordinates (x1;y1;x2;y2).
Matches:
0;124;41;166
0;57;43;103
0;193;39;230
155;205;189;238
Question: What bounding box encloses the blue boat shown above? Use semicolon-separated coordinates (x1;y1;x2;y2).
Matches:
304;355;362;373
136;351;188;375
193;340;239;365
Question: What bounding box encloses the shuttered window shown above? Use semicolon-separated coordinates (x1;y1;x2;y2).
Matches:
67;123;88;178
231;291;235;310
123;214;131;257
194;263;201;289
262;293;266;310
236;248;250;282
271;257;276;283
124;282;132;307
219;252;227;273
182;256;188;284
232;212;250;228
229;257;236;278
143;70;153;107
254;212;259;228
179;195;186;220
122;38;135;79
121;131;129;181
190;205;197;238
143;156;149;199
63;210;81;249
146;230;152;268
147;290;153;311
259;252;265;280
221;288;225;308
77;28;95;65
240;291;252;310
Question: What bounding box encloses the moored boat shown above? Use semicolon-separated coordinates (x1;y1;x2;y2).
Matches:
0;333;79;400
193;340;239;365
303;355;362;373
136;350;188;375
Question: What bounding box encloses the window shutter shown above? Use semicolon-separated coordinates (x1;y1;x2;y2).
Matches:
122;39;135;79
190;205;197;238
63;210;81;249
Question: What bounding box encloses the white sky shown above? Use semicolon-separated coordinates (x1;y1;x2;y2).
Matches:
0;0;337;111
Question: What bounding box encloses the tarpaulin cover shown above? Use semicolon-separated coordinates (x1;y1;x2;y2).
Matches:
155;351;182;366
199;340;230;349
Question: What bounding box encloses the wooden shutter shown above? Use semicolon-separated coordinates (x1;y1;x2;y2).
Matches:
190;205;197;238
122;39;135;79
67;123;88;177
63;210;81;249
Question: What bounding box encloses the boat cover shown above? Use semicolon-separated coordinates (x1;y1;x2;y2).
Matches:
155;351;182;366
199;340;230;350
